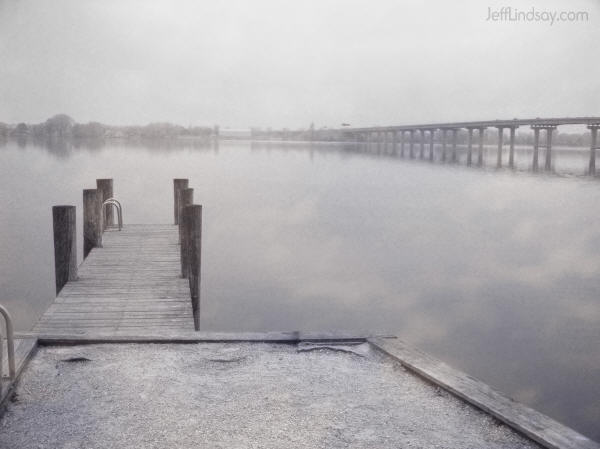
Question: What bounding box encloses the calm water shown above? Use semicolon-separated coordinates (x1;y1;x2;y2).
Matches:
1;139;599;441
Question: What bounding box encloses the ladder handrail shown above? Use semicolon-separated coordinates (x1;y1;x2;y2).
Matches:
102;198;123;231
0;304;16;380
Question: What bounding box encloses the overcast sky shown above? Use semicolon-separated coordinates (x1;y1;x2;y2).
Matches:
0;0;598;128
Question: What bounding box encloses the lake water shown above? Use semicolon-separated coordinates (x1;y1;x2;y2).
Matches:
1;138;599;441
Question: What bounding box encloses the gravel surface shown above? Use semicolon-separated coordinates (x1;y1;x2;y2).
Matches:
0;343;540;449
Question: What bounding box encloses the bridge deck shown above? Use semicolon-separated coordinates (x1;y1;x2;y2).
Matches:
33;224;194;335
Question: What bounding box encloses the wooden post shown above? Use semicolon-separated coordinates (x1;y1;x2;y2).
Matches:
496;127;503;168
589;125;598;176
173;178;189;225
96;178;114;227
532;127;540;172
83;189;102;258
467;128;473;166
183;205;202;331
178;188;194;274
52;205;78;294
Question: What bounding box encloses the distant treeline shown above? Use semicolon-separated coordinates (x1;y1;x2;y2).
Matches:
0;114;215;140
0;115;592;147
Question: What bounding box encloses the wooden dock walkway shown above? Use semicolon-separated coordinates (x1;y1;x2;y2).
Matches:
33;224;194;335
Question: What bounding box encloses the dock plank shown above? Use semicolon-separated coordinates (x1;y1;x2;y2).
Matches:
33;225;194;335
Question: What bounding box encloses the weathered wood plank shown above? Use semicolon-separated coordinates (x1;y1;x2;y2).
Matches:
34;224;194;336
368;337;600;449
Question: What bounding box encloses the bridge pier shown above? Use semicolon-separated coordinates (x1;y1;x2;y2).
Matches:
544;126;556;172
532;126;541;171
400;131;405;157
496;127;504;168
429;129;435;161
420;130;426;159
409;130;415;158
467;128;474;166
392;130;398;154
441;130;448;162
477;128;485;166
588;124;599;175
451;129;458;163
508;127;517;169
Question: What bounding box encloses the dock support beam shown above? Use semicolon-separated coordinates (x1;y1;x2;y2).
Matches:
96;178;114;227
52;205;78;295
183;205;202;331
496;127;504;168
508;127;517;169
173;179;189;225
588;124;599;175
467;128;473;166
179;188;194;272
83;189;102;258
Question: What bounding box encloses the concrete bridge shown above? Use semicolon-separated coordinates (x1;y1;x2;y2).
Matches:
341;117;600;174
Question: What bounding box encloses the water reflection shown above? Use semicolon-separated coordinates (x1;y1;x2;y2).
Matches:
0;140;598;441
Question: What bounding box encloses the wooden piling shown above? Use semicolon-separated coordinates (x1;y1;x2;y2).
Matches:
83;189;103;258
178;188;194;274
52;205;78;295
183;205;202;331
173;179;189;225
96;179;114;227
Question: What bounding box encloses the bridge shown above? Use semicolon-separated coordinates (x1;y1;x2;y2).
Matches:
341;117;600;174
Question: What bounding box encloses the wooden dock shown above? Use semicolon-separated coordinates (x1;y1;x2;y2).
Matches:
33;224;194;335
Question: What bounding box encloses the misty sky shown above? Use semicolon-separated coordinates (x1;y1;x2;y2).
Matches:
0;0;598;128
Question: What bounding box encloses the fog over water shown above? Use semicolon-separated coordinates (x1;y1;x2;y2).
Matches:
1;0;599;444
0;0;599;127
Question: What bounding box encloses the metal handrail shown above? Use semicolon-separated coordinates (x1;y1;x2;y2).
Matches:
0;304;16;380
102;198;123;231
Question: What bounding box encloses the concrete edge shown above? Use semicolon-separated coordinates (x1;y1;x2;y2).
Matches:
14;331;396;345
367;337;600;449
0;338;38;417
